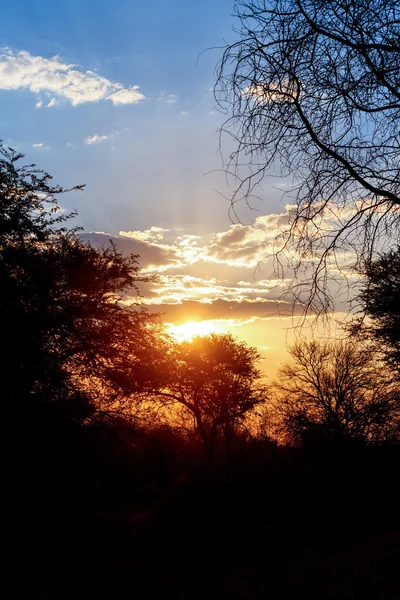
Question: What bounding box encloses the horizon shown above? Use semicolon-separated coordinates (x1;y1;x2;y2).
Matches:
0;0;351;377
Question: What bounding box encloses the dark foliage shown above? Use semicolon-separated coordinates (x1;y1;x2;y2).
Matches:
0;142;161;417
0;142;162;559
143;333;269;459
352;246;400;375
2;143;399;597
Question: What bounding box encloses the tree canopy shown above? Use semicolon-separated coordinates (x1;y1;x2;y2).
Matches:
0;143;161;425
145;333;268;458
215;0;400;314
351;246;400;373
273;340;399;445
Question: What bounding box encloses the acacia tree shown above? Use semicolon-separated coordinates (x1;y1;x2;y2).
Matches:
273;340;399;445
216;0;400;314
0;143;174;544
145;333;269;459
0;143;162;424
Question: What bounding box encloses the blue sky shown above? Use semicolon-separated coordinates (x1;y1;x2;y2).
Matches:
0;0;245;233
0;1;346;375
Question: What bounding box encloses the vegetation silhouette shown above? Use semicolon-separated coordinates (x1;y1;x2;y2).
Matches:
351;246;400;378
272;340;399;446
0;143;162;409
140;333;269;461
215;0;400;315
2;139;399;597
0;141;163;581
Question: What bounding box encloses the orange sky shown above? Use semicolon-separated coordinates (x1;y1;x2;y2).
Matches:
82;210;353;379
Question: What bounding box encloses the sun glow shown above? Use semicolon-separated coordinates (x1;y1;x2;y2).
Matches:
167;320;217;341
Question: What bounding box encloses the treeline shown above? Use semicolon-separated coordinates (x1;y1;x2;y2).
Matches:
2;144;399;596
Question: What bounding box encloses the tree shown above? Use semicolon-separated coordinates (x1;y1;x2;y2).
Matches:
0;142;162;425
273;340;399;445
146;333;268;460
351;246;400;374
215;1;400;313
1;142;174;552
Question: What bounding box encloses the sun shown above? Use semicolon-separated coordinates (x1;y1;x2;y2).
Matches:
167;320;217;342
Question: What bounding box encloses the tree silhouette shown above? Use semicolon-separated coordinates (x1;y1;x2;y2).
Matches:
1;143;175;566
146;333;268;460
273;340;399;445
0;143;161;425
351;247;400;375
215;1;400;314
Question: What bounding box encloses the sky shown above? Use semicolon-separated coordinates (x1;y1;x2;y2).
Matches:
0;0;347;377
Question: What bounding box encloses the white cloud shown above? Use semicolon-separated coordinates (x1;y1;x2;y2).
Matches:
83;125;132;147
120;226;169;243
0;48;145;107
246;80;297;104
84;134;110;145
32;142;43;148
107;86;144;105
45;97;57;108
158;92;179;104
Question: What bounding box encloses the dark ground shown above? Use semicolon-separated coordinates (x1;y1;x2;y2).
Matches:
5;445;400;599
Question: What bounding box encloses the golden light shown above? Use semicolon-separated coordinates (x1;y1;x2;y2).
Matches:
167;320;217;342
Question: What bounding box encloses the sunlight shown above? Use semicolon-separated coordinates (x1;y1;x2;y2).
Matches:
167;320;217;341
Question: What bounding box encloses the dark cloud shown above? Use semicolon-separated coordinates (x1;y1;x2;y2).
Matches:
81;232;177;268
146;298;304;323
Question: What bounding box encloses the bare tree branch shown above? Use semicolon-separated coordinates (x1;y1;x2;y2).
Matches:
215;0;400;316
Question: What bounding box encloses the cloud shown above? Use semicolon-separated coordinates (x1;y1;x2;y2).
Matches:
83;126;131;146
79;229;288;313
158;92;179;104
107;86;144;104
246;80;297;104
79;204;357;326
80;217;294;308
117;228;203;270
84;134;110;145
77;219;354;378
45;97;57;108
144;298;302;323
0;48;145;106
32;142;50;150
201;211;292;267
120;226;169;243
80;232;179;270
143;272;285;306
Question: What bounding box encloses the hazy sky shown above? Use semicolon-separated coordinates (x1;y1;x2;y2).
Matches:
0;1;346;376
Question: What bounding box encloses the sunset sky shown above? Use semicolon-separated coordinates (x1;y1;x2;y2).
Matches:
0;0;348;377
